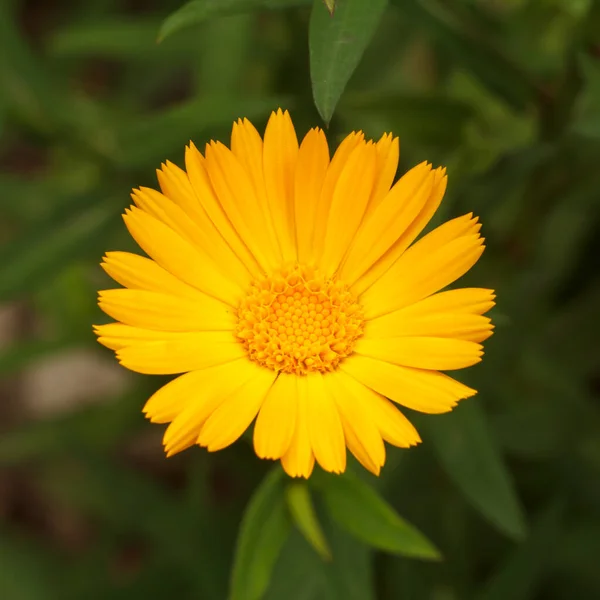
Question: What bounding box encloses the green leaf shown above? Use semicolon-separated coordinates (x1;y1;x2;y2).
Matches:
419;401;527;540
194;14;253;95
338;91;474;148
285;482;332;560
0;197;119;301
316;471;441;560
0;530;61;600
554;518;600;593
49;18;161;60
0;392;143;466
230;467;292;600
40;458;179;538
392;0;539;111
478;502;564;600
264;520;374;600
158;0;311;42
117;95;287;168
572;53;600;138
0;3;64;134
309;0;388;124
37;455;229;600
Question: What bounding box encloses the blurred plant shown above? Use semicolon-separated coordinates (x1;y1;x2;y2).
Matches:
0;0;599;599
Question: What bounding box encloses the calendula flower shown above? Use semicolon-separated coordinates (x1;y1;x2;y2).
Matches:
95;109;494;478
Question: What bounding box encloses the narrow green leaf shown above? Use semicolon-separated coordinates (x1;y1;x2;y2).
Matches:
0;391;144;466
195;14;253;95
554;519;600;593
0;530;61;600
230;467;292;600
158;0;310;42
0;3;64;133
309;0;388;124
0;197;118;301
286;482;332;560
37;455;228;600
572;55;600;139
478;502;564;600
49;18;160;60
265;519;374;600
420;401;527;540
0;175;68;224
117;95;287;168
339;91;474;147
316;471;441;560
392;0;539;111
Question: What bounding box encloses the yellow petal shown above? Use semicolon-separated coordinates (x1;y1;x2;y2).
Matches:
341;162;435;283
341;354;476;414
324;371;385;475
355;336;484;370
161;359;258;455
98;289;234;331
320;141;378;276
294;128;330;264
157;160;237;260
230;118;284;264
280;376;315;478
156;159;198;212
116;332;244;375
353;167;447;296
365;392;421;448
262;109;299;263
198;364;276;451
204;141;281;272
231;118;266;200
305;373;346;474
101;252;200;299
133;183;251;287
185;142;262;279
334;370;420;448
122;206;242;306
254;373;298;460
361;224;485;319
365;311;494;343
95;323;203;351
406;287;495;315
364;287;495;342
369;133;400;210
143;359;247;424
312;131;364;263
131;187;200;248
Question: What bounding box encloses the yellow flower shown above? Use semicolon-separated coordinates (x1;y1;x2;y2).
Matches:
95;109;494;478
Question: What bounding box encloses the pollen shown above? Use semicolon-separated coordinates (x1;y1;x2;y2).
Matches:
235;265;365;375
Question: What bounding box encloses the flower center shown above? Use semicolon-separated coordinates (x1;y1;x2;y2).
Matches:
235;265;365;375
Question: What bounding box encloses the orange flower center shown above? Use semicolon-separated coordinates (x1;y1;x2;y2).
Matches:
235;265;365;375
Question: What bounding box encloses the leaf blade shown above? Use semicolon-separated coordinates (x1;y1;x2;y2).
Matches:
159;0;311;42
317;472;441;560
391;0;539;111
286;482;332;561
420;401;527;540
478;501;564;600
230;467;292;600
309;0;388;124
0;197;119;302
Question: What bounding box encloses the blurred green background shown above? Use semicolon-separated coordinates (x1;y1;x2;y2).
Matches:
1;0;599;598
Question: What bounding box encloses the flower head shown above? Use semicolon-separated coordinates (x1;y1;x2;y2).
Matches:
95;109;494;478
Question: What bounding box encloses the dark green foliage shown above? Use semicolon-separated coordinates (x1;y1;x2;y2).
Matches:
0;0;599;598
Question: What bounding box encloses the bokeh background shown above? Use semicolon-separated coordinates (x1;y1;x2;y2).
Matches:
1;0;599;598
